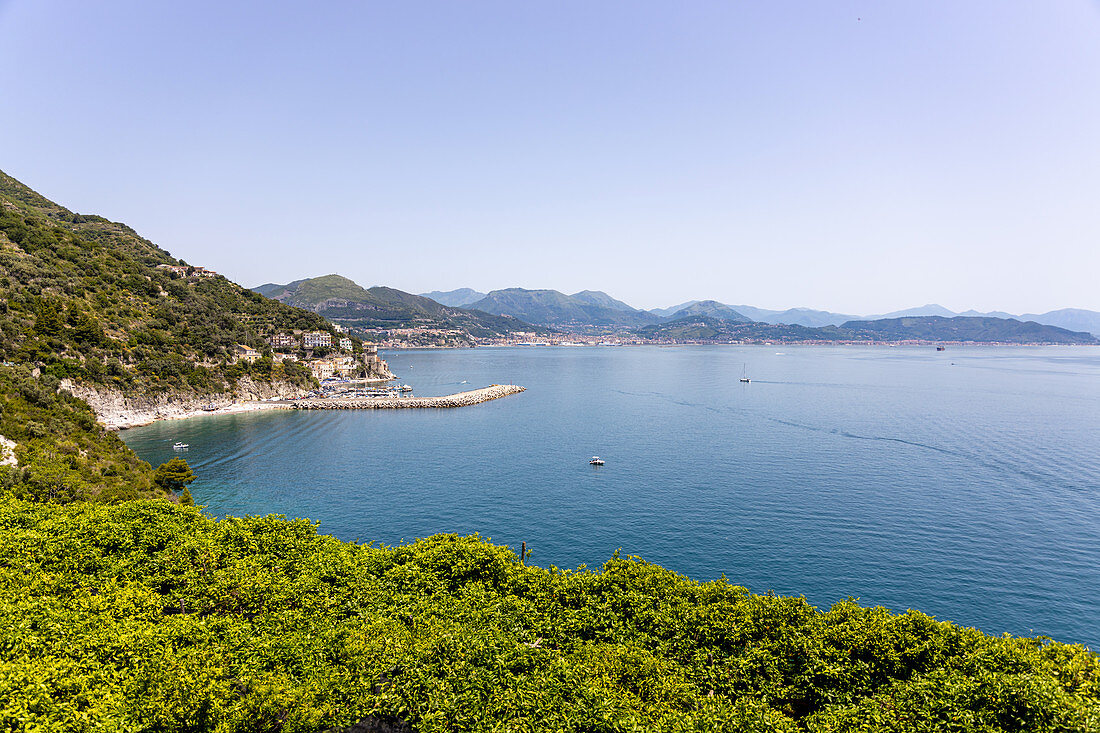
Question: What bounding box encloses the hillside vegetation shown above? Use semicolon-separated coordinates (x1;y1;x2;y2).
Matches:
0;365;157;502
1;498;1096;733
0;170;334;397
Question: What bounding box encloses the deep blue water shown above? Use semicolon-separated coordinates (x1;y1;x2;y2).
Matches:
123;346;1100;648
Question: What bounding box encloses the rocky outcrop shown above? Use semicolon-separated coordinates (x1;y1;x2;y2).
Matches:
0;435;16;466
291;385;525;410
61;378;312;430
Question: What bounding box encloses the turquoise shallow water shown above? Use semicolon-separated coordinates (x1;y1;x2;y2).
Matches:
123;346;1100;648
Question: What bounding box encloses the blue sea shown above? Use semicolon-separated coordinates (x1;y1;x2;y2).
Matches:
122;346;1100;649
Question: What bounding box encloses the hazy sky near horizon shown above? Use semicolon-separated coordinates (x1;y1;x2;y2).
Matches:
2;1;1099;314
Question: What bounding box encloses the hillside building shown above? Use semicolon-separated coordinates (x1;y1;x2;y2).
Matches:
308;360;335;380
303;331;332;348
234;344;260;363
269;333;298;348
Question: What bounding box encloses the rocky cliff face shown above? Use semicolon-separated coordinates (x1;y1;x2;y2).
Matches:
61;378;313;430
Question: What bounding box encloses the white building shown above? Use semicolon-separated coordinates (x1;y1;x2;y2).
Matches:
339;337;353;351
269;333;298;348
303;331;333;348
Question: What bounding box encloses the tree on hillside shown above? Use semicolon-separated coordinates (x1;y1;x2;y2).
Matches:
33;299;63;339
153;457;195;493
19;447;87;502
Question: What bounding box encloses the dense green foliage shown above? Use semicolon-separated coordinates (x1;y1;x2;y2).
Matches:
0;170;331;396
153;457;196;493
257;275;535;338
0;365;157;502
1;498;1095;732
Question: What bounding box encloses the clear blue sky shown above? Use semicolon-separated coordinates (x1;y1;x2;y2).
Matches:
2;1;1098;314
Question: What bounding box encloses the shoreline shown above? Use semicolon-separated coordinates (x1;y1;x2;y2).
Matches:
113;385;525;429
109;400;293;430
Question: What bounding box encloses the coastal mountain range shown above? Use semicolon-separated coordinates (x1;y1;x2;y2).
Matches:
648;300;1100;336
421;288;1100;337
254;275;536;339
635;315;1098;345
463;288;660;331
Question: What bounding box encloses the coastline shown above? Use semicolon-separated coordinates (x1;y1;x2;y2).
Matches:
110;385;526;430
109;400;293;430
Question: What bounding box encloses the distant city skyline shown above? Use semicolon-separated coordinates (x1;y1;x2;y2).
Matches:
2;1;1098;313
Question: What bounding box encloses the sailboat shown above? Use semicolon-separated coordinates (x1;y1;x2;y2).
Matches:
739;364;751;383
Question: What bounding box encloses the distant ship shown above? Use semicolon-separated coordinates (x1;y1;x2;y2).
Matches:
589;456;604;465
937;346;946;351
739;364;751;383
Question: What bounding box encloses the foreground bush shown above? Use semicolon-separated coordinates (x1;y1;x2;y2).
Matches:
0;499;1096;732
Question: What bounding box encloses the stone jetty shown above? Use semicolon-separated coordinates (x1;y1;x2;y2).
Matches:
290;384;525;410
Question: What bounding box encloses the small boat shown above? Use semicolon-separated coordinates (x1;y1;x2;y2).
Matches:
589;456;604;465
173;442;189;450
399;384;413;392
936;346;946;351
739;364;751;383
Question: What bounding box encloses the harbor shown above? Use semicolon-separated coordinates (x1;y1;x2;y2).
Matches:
290;384;526;410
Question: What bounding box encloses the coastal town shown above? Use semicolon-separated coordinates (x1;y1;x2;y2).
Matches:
239;329;394;382
349;326;1070;349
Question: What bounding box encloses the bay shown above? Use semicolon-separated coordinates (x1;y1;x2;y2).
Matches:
123;345;1100;648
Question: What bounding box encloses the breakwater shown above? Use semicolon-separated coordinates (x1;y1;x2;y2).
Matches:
290;384;525;410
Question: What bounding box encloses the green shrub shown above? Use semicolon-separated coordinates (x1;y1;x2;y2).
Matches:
0;499;1095;732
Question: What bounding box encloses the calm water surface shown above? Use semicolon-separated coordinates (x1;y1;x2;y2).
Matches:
123;346;1100;648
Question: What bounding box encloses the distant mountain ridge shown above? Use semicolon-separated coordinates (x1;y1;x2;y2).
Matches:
665;300;751;323
639;314;1098;344
651;300;1100;336
467;289;660;331
419;288;486;307
839;316;1097;344
387;283;1100;338
254;275;534;338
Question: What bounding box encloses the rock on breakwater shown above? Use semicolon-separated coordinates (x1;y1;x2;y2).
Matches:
291;384;526;410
